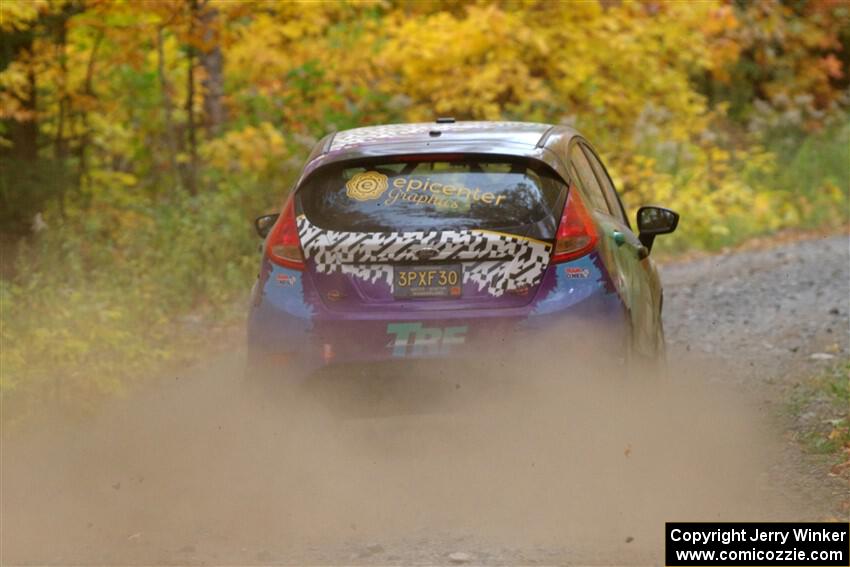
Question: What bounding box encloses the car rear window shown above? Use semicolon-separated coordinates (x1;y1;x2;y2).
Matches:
298;158;567;240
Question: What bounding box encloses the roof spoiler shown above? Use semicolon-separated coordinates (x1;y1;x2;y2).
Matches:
536;126;556;148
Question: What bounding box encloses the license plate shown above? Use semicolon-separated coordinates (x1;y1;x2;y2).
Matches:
393;265;462;299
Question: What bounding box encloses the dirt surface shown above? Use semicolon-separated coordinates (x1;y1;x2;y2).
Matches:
661;233;850;518
3;234;849;566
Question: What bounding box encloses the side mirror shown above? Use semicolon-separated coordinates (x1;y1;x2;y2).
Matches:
255;214;279;238
636;206;679;252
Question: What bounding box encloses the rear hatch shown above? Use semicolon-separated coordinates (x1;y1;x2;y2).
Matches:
296;156;567;312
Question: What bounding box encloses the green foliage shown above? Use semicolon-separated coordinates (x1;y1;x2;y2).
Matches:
769;120;850;228
1;173;282;419
788;361;850;464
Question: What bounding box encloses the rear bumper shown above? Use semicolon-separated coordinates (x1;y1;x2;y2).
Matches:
247;254;627;376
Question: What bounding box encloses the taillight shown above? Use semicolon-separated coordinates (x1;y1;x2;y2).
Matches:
266;194;305;270
550;186;599;264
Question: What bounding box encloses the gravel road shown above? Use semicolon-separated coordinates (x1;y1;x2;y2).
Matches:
663;233;849;384
3;233;848;565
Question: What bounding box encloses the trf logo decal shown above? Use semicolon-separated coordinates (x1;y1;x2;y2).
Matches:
386;323;468;357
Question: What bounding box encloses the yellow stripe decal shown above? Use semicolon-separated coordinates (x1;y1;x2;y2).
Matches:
473;229;552;249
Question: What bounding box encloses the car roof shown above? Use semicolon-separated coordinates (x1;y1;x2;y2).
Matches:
295;121;584;191
328;121;555;151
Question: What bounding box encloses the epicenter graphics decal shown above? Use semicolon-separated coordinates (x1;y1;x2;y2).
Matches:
344;171;389;201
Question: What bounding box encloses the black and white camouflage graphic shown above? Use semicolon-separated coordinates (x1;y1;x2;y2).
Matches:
297;216;552;296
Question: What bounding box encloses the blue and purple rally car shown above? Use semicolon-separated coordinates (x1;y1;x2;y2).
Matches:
247;120;678;380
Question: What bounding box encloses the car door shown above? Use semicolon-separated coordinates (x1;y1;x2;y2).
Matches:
567;141;659;357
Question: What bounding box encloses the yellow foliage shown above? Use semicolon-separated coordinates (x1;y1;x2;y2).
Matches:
200;122;291;175
379;5;549;121
0;0;50;32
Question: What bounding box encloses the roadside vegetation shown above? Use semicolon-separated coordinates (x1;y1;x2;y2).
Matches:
787;360;850;490
1;1;848;419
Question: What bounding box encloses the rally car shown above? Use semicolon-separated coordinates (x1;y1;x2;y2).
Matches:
247;120;678;380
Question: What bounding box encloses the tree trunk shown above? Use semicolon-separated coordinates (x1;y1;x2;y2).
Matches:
77;31;104;193
184;0;199;196
157;27;181;192
1;21;34;162
54;15;69;163
7;52;39;162
199;1;225;137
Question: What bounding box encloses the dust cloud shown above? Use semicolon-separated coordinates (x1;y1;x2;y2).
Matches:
2;341;802;565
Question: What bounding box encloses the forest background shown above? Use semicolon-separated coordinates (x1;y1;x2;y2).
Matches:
1;0;848;418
